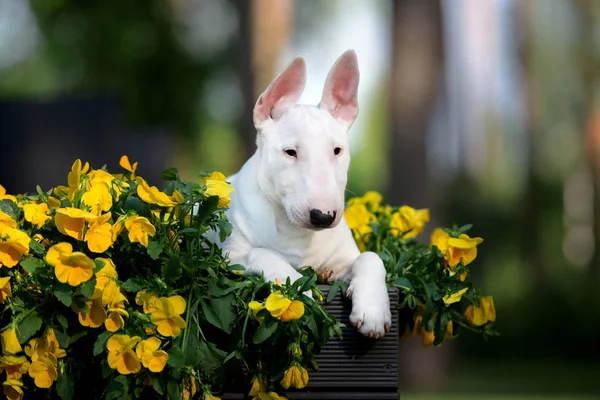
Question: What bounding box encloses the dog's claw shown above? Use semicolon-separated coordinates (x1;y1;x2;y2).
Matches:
385;323;390;333
346;288;354;297
356;320;362;329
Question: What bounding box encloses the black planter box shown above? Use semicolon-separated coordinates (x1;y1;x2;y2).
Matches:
223;287;400;400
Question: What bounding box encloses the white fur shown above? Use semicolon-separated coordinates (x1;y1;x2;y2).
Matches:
217;50;391;338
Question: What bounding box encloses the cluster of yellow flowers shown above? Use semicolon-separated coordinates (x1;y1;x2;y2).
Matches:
344;191;495;347
0;327;65;399
344;191;431;250
245;288;309;399
0;156;235;399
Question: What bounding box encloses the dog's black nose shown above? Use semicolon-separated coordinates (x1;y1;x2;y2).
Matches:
310;209;336;228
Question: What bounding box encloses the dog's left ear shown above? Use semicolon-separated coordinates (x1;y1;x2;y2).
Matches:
319;50;360;129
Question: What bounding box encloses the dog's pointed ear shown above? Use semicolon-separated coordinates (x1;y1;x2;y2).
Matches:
253;57;306;129
319;50;360;129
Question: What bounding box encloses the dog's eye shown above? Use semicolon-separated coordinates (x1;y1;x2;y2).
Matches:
334;147;342;156
284;149;297;158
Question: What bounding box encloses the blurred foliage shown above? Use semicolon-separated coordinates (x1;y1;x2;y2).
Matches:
25;0;235;139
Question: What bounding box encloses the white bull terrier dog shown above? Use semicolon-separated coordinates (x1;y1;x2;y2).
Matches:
220;50;391;338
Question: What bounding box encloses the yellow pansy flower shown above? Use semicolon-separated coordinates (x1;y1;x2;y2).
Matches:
204;172;234;208
135;290;159;313
390;206;430;239
119;155;138;179
136;177;177;207
67;159;90;200
105;308;129;332
135;337;168;372
0;355;30;379
110;215;127;242
88;169;122;196
45;329;66;359
0;226;30;268
150;296;187;337
2;378;24;400
28;353;58;388
101;280;128;309
344;203;374;248
347;191;383;210
54;207;97;241
280;365;309;389
265;291;305;322
81;181;113;216
77;299;107;328
124;216;156;248
182;376;198;400
171;189;185;204
46;242;94;286
0;276;12;303
0;210;17;229
464;296;496;327
1;328;22;355
85;212;114;253
248;301;265;322
205;395;221;400
0;185;17;203
442;287;468;306
431;228;483;268
23;202;51;228
94;257;118;293
106;335;142;375
248;376;266;397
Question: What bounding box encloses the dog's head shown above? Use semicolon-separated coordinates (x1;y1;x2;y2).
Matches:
252;50;359;231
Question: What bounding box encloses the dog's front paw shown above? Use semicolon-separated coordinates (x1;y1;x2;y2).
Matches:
347;285;391;339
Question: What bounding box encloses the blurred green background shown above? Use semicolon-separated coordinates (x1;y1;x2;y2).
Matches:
1;0;599;398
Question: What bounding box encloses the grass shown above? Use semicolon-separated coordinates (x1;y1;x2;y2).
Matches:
400;359;600;400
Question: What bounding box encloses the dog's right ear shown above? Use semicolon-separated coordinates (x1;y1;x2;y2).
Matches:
253;57;306;129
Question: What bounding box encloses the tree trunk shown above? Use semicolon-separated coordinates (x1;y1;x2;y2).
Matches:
387;0;444;208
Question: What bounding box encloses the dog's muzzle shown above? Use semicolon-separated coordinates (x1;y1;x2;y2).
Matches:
310;209;336;228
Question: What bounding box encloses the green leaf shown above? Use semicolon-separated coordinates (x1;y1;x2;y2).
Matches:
167;379;181;400
210;294;236;334
162;254;182;281
393;277;413;291
124;196;149;217
29;240;46;257
194;196;219;224
299;274;318;293
121;278;147;292
20;256;45;275
93;259;106;273
167;346;186;368
457;224;473;234
200;298;223;331
253;318;279;344
227;264;245;273
147;240;163;260
68;331;88;345
218;218;232;242
152;376;165;396
54;329;70;349
93;331;113;356
16;311;42;343
160;167;179;181
56;367;75;400
326;282;341;303
57;314;69;329
106;375;128;400
0;199;19;220
197;340;226;378
54;284;73;307
79;278;96;298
